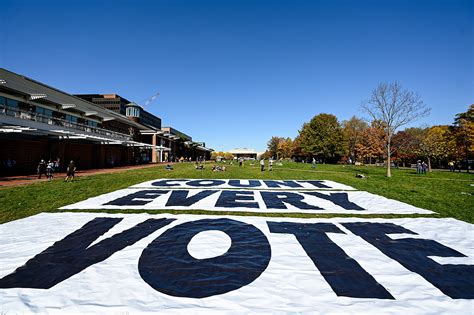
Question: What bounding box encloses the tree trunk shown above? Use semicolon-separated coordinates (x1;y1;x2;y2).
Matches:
428;157;432;172
386;141;392;177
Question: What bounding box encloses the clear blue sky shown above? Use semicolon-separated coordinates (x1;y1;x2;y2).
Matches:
1;0;472;152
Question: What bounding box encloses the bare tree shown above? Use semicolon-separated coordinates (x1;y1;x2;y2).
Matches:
362;82;430;177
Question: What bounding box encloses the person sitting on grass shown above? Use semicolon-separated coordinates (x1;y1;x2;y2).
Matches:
211;165;226;172
64;160;76;182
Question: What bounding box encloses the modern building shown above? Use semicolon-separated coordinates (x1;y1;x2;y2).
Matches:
229;148;258;160
0;68;164;175
73;94;130;115
159;127;213;161
77;94;213;162
75;94;168;163
0;68;213;175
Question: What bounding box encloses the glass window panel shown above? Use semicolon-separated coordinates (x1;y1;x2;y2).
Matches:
6;98;18;108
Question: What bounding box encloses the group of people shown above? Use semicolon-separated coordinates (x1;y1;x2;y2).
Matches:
212;164;226;172
448;160;468;172
37;159;76;181
2;158;17;176
195;157;206;170
259;158;274;171
416;160;428;174
37;159;58;180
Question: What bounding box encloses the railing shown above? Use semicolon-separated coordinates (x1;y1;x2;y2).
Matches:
0;105;131;141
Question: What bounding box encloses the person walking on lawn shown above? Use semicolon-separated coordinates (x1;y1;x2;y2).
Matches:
64;160;76;182
46;160;54;181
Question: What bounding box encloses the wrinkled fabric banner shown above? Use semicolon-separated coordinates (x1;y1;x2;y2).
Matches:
1;213;472;314
60;188;433;214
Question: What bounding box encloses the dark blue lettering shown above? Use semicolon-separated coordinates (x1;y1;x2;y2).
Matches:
343;222;474;299
0;218;174;289
138;218;271;298
302;192;365;210
261;191;322;210
215;190;259;208
166;190;218;207
298;180;332;189
187;180;226;187
263;180;303;188
104;190;169;206
268;221;393;299
228;179;262;188
151;179;187;187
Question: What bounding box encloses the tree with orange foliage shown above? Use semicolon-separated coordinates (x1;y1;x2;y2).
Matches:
354;120;386;164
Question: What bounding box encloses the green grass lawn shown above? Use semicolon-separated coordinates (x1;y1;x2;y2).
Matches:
0;161;472;224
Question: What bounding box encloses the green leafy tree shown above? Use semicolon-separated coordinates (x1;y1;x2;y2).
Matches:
452;104;474;160
422;126;453;171
267;136;285;158
298;113;345;162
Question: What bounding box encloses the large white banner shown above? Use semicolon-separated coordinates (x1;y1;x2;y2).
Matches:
130;179;356;190
0;213;472;313
61;188;433;214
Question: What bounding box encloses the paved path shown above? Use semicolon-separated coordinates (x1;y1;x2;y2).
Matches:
0;163;163;187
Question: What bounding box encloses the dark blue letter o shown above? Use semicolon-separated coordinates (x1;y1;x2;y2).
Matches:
138;218;271;298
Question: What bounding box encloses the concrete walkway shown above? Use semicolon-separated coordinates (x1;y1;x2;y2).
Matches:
0;163;162;188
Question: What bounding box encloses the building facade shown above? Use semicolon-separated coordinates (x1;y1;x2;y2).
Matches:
78;93;213;163
229;148;258;160
74;94;130;115
0;69;149;175
0;68;213;175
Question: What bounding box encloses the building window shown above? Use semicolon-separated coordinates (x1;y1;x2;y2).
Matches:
35;106;53;117
0;96;5;106
126;106;140;117
6;98;18;108
65;114;78;123
87;120;98;127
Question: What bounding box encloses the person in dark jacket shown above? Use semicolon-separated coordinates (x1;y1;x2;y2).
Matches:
64;160;76;182
37;160;47;179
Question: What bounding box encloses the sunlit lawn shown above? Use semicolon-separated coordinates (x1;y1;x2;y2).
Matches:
0;161;472;224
